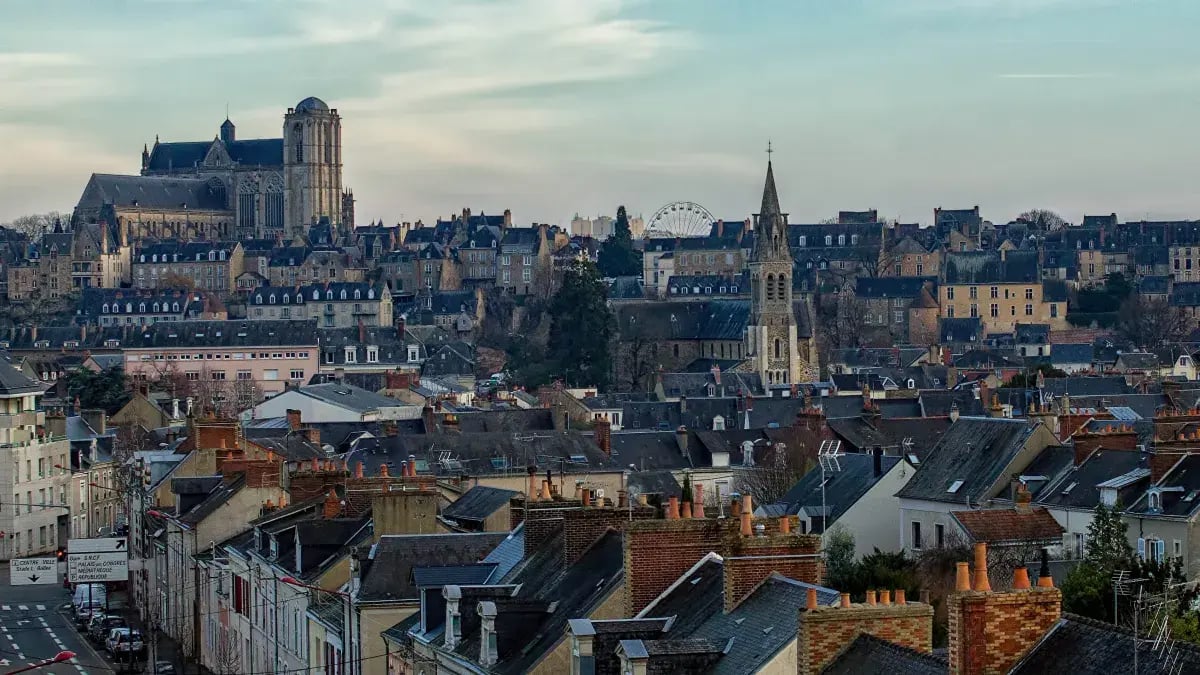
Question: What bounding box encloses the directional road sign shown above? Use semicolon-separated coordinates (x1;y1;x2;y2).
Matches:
9;557;57;585
68;537;126;554
68;537;129;582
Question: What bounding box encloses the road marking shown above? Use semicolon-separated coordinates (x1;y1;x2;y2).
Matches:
35;604;45;610
16;605;26;610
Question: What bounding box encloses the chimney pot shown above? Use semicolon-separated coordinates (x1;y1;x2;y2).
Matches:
895;588;906;604
880;589;892;605
1037;548;1054;588
1013;566;1031;590
581;488;592;507
866;590;877;606
355;461;364;479
779;516;791;534
680;501;693;519
955;561;971;592
541;480;552;500
972;542;992;592
839;593;851;608
740;509;752;536
805;588;818;610
693;484;705;518
667;496;680;520
380;463;390;477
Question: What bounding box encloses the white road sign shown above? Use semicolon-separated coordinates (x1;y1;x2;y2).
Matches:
9;557;57;585
68;551;129;583
68;537;127;554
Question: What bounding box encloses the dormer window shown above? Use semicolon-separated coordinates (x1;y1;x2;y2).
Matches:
366;346;379;363
799;235;807;247
825;235;832;246
102;304;109;313
1148;489;1162;512
268;535;278;560
139;303;146;313
407;345;420;363
707;383;716;397
253;527;262;550
1100;486;1117;507
282;294;289;304
713;415;726;431
313;290;320;300
368;289;375;299
219;250;226;261
340;290;347;300
354;290;361;300
172;303;179;312
208;251;216;261
345;347;357;364
268;294;275;304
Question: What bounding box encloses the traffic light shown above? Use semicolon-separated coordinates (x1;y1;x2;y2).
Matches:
56;547;66;560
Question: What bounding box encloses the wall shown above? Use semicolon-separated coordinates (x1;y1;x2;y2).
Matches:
360;604;418;675
830;460;915;557
124;347;319;398
1125;514;1195;579
529;584;625;675
940;283;1067;332
1;437;70;560
799;601;934;675
948;586;1061;675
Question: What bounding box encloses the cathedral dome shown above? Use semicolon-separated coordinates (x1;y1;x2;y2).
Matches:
295;96;330;113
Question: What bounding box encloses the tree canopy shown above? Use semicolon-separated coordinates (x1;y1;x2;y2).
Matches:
66;367;131;415
548;259;613;389
596;206;641;278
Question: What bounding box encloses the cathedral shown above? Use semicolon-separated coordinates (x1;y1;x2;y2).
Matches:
73;96;351;243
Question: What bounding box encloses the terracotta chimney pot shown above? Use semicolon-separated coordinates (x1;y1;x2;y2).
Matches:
540;480;552;500
895;589;906;604
354;461;364;479
1013;567;1031;590
667;496;680;520
528;473;539;501
582;488;592;507
955;561;971;592
693;485;705;518
739;509;752;536
680;501;693;519
839;593;851;608
972;542;992;592
806;588;818;610
380;464;390;477
731;497;741;517
880;589;892;605
779;516;791;534
865;590;877;606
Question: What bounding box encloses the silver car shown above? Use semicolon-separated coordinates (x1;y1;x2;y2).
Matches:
105;627;145;656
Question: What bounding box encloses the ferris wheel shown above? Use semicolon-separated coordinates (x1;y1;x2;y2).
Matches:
644;201;715;238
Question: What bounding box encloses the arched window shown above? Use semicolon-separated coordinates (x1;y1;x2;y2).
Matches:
282;294;290;304
340;290;347;300
799;235;807;247
151;254;157;263
152;303;160;312
313;290;320;300
825;235;833;246
774;338;782;359
269;294;275;304
102;304;109;314
327;291;333;300
219;250;226;261
851;234;859;245
766;273;775;300
208;251;216;261
354;290;361;300
367;289;375;299
139;255;146;263
138;303;146;313
172;303;179;312
838;234;846;246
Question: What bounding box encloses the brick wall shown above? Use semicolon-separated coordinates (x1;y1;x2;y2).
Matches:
218;457;282;488
947;588;1062;675
289;463;349;503
623;516;822;616
1071;428;1138;465
563;505;656;565
798;601;934;675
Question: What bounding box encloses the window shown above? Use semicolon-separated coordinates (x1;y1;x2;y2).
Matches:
1050;304;1058;318
990;286;998;299
1025;288;1034;300
290;370;304;380
407;345;420;362
969;286;977;299
186;371;200;381
236;371;252;381
947;306;955;318
345;347;357;364
990;304;998;318
211;371;226;380
935;523;945;548
263;370;279;381
366;346;379;363
916;263;923;275
522;268;532;283
911;521;922;550
1025;303;1034;316
970;304;978;318
893;310;904;324
947;287;954;300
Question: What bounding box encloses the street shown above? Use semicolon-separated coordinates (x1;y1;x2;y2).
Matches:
0;562;123;675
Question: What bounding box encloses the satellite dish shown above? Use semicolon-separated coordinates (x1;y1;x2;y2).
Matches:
322;444;336;455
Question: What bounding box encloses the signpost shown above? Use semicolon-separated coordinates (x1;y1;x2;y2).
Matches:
67;537;129;583
9;557;57;585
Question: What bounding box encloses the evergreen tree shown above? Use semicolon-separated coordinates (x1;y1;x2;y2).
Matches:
1084;502;1133;572
681;472;694;503
597;206;641;277
548;259;613;389
66;367;131;415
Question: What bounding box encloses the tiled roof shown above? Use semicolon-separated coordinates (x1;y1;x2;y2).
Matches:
765;453;901;532
951;507;1064;545
0;356;46;395
822;633;946;675
359;532;507;602
120;320;319;349
1011;614;1200;675
440;486;519;524
944;251;1039;284
78;173;227;211
897;417;1041;504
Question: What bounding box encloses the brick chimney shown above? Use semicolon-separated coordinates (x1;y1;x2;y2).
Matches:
947;544;1062;675
797;593;934;675
286;409;302;431
593;416;612;456
1069;424;1138;466
322;489;342;518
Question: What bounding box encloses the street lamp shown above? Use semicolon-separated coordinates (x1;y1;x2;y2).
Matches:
4;650;76;674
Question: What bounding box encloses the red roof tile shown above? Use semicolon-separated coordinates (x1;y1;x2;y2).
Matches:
951;508;1064;545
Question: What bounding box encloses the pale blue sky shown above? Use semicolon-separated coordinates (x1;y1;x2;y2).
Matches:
2;0;1199;227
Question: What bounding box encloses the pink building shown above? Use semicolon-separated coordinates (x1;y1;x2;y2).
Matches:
122;320;320;400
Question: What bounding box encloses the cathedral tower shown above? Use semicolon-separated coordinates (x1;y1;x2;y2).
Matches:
746;156;804;386
284;97;344;238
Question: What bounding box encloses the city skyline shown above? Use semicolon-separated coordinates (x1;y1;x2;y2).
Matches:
3;0;1200;228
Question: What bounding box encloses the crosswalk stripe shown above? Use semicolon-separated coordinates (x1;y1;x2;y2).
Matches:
35;604;45;610
16;605;26;610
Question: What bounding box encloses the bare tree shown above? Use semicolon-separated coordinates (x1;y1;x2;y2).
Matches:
1018;209;1067;231
212;627;242;675
1117;295;1191;348
614;325;659;393
2;211;71;238
736;442;813;506
852;244;893;278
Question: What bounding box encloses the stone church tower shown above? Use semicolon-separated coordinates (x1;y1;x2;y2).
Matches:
284;97;343;238
746;158;806;386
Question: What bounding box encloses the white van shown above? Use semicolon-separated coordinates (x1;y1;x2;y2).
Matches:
73;583;107;624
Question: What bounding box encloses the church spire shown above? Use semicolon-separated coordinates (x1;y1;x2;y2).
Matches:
753;145;790;262
760;157;782;221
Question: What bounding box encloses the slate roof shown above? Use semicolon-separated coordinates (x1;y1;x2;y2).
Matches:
1011;614;1200;675
295;383;408;414
615;299;813;342
440;486;518;524
1050;343;1095;366
821;633;946;675
944;251;1040;284
854;276;937;299
359;532;507;602
0;356;46;395
659;371;764;398
1138;275;1170;295
348;431;613;477
78;174;227;211
145;138;283;172
951;507;1064;545
822;396;922;420
178;474;245;526
1115;352;1160;371
940;317;982;343
1015;323;1050;344
449;409;556;433
1035;449;1150;510
1041;376;1131;397
896;418;1041;504
411;564;498;588
119;320;319;348
1127;454;1200;518
626;470;682;498
765;453;902;532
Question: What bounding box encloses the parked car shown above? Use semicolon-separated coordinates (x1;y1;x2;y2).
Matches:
87;614;126;643
105;628;144;657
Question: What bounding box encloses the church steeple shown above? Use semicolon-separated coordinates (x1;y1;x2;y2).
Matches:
753;151;791;263
220;118;236;144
